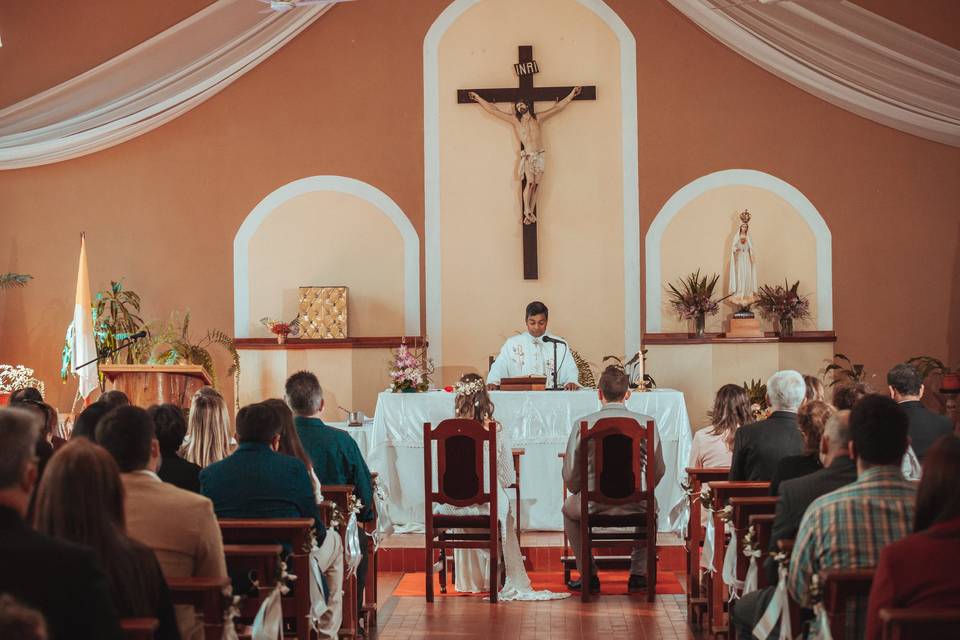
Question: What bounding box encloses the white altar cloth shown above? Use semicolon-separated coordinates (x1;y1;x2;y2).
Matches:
366;389;693;533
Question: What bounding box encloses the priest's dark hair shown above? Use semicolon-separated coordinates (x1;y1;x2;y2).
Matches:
525;300;548;320
598;365;630;403
284;370;323;417
849;394;908;466
96;406;155;473
235;402;280;444
147;404;187;457
914;435;960;532
887;363;923;396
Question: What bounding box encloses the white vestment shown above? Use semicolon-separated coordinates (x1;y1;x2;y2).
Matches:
487;332;579;388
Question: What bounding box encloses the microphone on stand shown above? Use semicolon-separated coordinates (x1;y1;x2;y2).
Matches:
541;335;566;345
125;330;148;340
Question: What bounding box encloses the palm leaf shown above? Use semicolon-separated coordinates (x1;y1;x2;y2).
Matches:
0;273;32;288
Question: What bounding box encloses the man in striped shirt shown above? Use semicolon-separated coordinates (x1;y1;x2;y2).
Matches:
788;395;916;640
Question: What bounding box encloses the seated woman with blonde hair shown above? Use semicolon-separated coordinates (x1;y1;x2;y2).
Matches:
182;391;233;467
433;373;568;601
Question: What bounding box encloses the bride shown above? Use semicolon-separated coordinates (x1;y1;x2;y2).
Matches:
434;373;569;601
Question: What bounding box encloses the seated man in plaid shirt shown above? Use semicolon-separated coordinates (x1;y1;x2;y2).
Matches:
787;395;916;640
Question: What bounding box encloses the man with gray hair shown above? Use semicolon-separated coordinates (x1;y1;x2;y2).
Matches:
0;408;123;639
729;370;806;481
732;410;858;639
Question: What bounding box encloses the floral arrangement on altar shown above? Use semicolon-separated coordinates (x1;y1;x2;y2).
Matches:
742;378;769;420
388;342;433;393
0;364;45;398
755;280;811;337
665;270;728;336
260;316;302;344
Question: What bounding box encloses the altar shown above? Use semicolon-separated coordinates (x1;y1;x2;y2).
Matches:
366;388;693;534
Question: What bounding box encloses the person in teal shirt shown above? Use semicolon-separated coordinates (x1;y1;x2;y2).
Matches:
285;371;374;622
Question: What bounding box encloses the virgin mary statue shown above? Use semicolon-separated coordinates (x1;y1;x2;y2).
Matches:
728;210;758;306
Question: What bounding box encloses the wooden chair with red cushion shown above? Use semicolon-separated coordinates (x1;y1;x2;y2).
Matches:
684;466;730;622
822;568;875;639
577;417;658;603
423;418;500;603
879;608;960;640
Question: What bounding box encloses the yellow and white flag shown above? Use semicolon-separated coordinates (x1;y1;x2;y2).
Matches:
70;234;98;400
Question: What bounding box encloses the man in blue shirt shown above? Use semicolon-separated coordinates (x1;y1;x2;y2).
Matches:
201;402;343;638
286;371;374;623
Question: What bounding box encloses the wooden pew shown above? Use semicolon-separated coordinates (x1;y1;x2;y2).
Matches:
322;484;360;639
684;467;731;624
822;568;875;639
166;575;232;640
706;481;771;639
120;618;159;640
880;607;960;640
219;519;313;640
727;496;778;639
361;473;382;633
748;513;776;589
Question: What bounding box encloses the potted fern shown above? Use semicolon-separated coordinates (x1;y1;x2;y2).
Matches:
149;311;239;389
825;354;867;388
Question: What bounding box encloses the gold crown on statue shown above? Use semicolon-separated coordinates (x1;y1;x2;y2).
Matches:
739;210;752;224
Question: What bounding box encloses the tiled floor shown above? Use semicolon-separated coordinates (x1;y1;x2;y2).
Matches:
370;572;706;640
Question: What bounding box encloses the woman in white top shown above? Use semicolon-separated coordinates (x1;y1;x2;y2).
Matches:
434;373;568;601
690;384;751;470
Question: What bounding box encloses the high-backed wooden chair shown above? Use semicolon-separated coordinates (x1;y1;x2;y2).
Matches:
120;618;158;640
879;607;960;639
166;576;232;640
423;418;500;603
577;417;658;603
322;484;360;639
705;481;771;638
684;466;730;622
218;518;313;640
748;513;776;589
822;568;875;639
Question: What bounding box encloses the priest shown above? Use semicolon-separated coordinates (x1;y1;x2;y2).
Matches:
487;301;580;391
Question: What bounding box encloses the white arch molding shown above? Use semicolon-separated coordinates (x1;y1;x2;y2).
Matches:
423;0;640;366
644;169;833;332
233;176;421;337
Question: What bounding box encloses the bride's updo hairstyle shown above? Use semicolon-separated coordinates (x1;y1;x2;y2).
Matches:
454;373;495;423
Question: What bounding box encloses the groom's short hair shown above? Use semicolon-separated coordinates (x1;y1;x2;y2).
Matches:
599;366;629;402
525;301;548;319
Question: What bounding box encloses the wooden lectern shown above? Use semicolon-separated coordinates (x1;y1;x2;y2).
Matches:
99;365;213;408
499;376;547;391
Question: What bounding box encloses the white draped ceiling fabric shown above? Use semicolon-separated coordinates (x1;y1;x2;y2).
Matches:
668;0;960;147
0;0;335;169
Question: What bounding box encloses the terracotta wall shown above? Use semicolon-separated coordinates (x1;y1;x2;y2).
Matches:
1;0;958;412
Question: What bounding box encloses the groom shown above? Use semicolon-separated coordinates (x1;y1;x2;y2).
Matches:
561;366;665;592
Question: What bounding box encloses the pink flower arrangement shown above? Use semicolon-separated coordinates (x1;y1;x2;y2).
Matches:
388;343;433;392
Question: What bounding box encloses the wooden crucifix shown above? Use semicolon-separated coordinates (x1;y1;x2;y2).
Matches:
458;45;596;280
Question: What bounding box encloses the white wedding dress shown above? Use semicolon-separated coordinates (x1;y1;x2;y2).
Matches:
433;425;569;601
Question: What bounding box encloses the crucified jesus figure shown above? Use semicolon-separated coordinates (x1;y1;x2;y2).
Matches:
468;86;581;224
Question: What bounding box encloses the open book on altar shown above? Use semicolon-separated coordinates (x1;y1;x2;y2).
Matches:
499;376;547;391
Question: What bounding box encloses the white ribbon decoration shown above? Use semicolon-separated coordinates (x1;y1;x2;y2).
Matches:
308;545;326;632
753;563;792;640
807;602;834;640
220;594;241;640
344;512;362;580
251;586;284;640
702;516;716;573
722;521;743;601
742;544;761;595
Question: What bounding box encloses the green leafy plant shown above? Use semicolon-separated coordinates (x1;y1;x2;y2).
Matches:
824;353;866;387
743;378;768;420
665;270;728;319
93;280;151;365
755;279;811;321
149;311;239;388
906;356;960;380
0;273;32;288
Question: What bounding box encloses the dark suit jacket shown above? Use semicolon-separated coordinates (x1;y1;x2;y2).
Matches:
0;506;123;640
158;451;202;494
900;400;953;461
865;516;960;640
729;411;805;481
763;455;857;584
770;453;822;496
200;442;325;545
